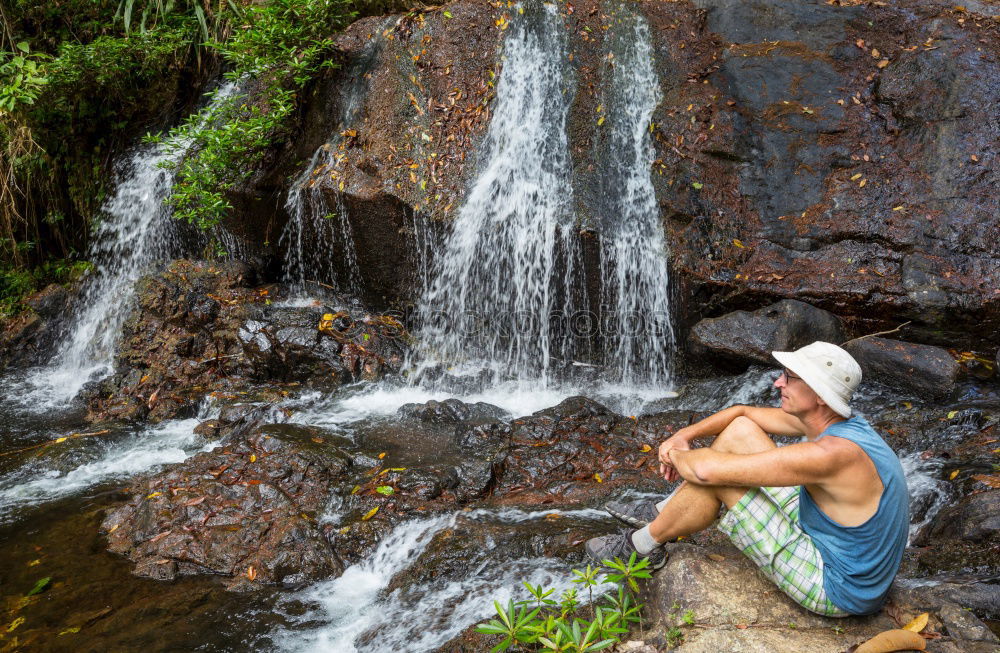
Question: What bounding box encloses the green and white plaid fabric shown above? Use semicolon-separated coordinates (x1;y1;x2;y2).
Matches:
717;485;850;617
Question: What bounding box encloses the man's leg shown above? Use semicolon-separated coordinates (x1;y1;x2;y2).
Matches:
648;416;777;543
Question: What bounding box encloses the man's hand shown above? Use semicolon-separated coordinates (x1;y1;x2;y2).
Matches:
658;427;695;482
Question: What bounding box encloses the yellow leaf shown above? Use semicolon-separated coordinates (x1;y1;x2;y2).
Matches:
851;173;862;181
146;491;162;499
378;452;386;459
362;506;379;521
350;485;360;495
246;565;257;581
593;473;603;483
893;206;905;211
947;411;957;419
640;444;652;452
322;313;334;321
707;553;726;561
949;469;960;480
54;437;67;443
6;617;24;633
855;628;926;653
28;559;40;566
903;612;929;633
545;513;561;520
250;454;257;463
338;525;350;534
733;239;745;248
902;401;912;409
877;59;889;69
597;116;605;126
108;524;119;534
59;627;80;636
859;179;867;187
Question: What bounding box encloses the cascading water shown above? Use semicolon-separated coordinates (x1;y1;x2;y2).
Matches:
279;32;385;297
410;2;585;390
597;6;675;388
23;82;239;406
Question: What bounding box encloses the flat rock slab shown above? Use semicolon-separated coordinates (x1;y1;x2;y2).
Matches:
642;543;997;652
843;336;960;398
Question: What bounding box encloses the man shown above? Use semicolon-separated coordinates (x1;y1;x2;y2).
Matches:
585;341;909;616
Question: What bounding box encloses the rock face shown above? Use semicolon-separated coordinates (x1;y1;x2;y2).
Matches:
843;336;960;398
914;489;1000;573
642;543;999;652
102;424;348;590
689;299;846;366
0;283;76;371
229;0;1000;353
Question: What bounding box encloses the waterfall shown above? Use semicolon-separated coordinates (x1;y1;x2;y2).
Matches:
279;31;385;297
410;3;585;390
23;82;239;406
597;5;675;387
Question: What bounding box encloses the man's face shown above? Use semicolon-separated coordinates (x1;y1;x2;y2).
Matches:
774;368;823;416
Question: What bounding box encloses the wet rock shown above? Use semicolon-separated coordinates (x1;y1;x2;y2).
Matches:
689;300;846;366
398;398;507;425
102;424;348;589
914;490;1000;575
85;259;408;423
642;543;996;652
0;283;77;371
843;337;960;399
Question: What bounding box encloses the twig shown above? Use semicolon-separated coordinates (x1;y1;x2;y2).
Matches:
0;429;111;458
306;279;337;291
842;321;911;346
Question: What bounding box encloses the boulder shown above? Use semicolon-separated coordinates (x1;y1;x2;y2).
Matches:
102;423;349;589
642;543;997;652
397;398;507;424
843;337;960;399
689;300;846;366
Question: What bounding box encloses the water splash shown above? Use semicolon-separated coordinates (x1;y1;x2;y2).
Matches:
279;31;385;296
900;452;954;543
272;507;602;652
410;3;584;391
22;82;240;406
597;6;674;387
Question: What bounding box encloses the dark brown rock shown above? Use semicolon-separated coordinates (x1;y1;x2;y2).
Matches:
102;423;349;589
843;337;960;399
689;299;846;366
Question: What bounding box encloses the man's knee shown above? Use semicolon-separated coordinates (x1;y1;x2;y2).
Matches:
713;416;772;453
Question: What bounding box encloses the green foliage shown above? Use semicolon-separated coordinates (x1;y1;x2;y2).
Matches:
0;43;49;115
115;0;243;42
155;0;355;229
475;553;652;653
0;259;91;317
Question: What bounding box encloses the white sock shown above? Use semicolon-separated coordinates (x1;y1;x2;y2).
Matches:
631;525;659;555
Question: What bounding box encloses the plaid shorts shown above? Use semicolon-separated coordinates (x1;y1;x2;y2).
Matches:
717;486;850;617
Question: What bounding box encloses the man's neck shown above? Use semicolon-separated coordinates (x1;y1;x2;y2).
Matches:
801;411;847;441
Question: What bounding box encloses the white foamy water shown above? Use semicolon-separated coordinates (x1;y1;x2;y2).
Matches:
274;507;606;652
21;82;239;408
409;3;583;391
900;452;953;543
0;414;218;521
598;6;674;388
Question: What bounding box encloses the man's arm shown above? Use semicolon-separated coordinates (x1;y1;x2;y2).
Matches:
672;405;807;442
668;437;851;487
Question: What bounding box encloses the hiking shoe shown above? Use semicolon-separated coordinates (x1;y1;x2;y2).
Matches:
605;499;660;529
584;530;668;570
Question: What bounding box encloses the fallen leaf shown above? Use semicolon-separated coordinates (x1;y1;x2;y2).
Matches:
594;473;603;483
26;577;51;597
947;410;958;419
375;485;394;495
893;206;905;211
246;566;257;581
707;553;726;561
949;469;960;480
640;444;652;452
182;496;206;507
58;626;80;636
691;182;703;189
903;612;929;633
6;617;25;632
859;179;867;187
362;506;379;521
249;454;257;463
378;452;386;459
851;173;863;181
855;628;926;652
146;491;162;499
871;48;880;57
877;59;889;68
54;437;67;443
971;474;1000;489
733;239;745;248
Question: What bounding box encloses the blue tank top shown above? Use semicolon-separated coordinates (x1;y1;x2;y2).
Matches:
798;416;909;615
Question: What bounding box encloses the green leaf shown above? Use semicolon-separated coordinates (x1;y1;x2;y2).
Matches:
16;42;30;53
691;182;703;189
443;10;453;18
27;576;51;596
375;485;394;495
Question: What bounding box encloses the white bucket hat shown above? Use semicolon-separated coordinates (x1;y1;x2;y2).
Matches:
772;341;862;418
